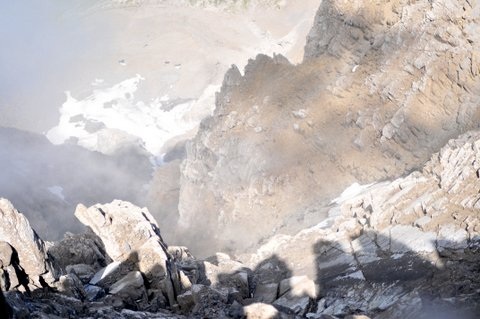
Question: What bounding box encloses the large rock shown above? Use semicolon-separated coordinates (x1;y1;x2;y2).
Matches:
109;271;148;308
48;231;109;271
242;302;280;319
74;200;180;306
0;199;56;289
0;241;29;292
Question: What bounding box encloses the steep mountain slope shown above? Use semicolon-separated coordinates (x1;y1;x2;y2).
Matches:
176;0;480;254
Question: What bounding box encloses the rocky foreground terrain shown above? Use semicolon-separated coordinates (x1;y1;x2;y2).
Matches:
1;130;480;318
1;0;480;318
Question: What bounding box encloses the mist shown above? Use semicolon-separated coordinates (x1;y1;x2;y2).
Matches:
0;126;153;240
0;0;110;133
0;0;320;245
0;0;148;240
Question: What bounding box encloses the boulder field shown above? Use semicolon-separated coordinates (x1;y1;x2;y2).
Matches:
1;131;479;318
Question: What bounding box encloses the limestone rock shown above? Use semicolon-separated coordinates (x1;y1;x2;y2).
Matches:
245;131;480;317
0;199;56;289
278;276;317;299
55;273;85;300
254;282;278;303
65;264;96;284
200;254;251;298
242;302;280;319
109;271;147;307
90;261;129;288
0;241;29;292
48;231;109;271
74;200;180;306
84;284;105;301
177;290;194;314
190;284;229;318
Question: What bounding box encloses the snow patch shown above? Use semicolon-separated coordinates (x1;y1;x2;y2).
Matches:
331;182;375;205
46;75;219;159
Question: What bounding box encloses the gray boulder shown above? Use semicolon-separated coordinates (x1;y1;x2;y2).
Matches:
0;199;56;289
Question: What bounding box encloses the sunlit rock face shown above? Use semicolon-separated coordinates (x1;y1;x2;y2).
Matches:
177;0;480;255
0;198;56;290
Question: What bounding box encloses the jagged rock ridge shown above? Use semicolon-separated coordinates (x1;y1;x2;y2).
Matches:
176;0;480;254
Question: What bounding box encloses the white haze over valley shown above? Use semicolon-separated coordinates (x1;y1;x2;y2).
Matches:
46;75;219;161
0;0;321;240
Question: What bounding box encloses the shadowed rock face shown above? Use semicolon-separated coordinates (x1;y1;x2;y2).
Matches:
0;199;56;289
0;286;13;319
176;0;480;255
238;130;480;317
74;200;181;306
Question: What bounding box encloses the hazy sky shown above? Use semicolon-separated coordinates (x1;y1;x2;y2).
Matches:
0;0;111;133
0;0;320;135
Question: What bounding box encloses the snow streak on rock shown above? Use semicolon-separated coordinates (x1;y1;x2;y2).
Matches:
47;75;218;159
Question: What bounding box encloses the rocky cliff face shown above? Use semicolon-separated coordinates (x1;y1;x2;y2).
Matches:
177;0;480;254
0;131;479;318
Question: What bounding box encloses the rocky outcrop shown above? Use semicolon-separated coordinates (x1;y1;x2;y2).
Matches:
238;131;480;318
177;0;480;255
0;199;56;290
74;200;182;307
1;0;480;317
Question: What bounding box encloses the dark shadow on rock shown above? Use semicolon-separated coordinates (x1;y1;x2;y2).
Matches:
47;227;111;271
0;286;13;319
1;226;479;319
218;254;297;318
313;231;480;318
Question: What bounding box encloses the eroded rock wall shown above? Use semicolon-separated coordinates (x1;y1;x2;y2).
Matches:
177;0;480;255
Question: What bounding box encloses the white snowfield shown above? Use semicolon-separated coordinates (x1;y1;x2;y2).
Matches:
47;75;218;159
41;0;321;160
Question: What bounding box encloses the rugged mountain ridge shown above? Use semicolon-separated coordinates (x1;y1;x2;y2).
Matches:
1;131;480;318
176;0;480;254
